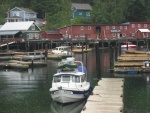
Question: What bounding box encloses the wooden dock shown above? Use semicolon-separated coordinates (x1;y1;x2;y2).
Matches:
81;78;124;113
114;50;150;74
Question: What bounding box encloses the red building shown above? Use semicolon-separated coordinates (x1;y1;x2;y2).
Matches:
59;22;150;39
40;30;63;40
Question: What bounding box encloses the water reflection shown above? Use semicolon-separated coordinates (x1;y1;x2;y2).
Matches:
51;99;86;113
0;67;48;94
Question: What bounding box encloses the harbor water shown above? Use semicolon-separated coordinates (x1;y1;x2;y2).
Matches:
0;48;150;113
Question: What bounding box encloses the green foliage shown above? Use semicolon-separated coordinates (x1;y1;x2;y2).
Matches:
72;17;92;24
1;0;150;29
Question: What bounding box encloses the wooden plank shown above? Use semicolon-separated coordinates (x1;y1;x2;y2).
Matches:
83;78;124;113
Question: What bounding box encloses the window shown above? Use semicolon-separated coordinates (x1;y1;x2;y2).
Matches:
88;26;91;30
106;26;109;29
62;76;70;82
112;33;116;37
122;33;126;37
13;12;19;16
112;26;115;29
31;25;35;30
53;76;61;83
86;12;90;16
79;12;82;15
120;26;122;29
80;26;84;30
124;26;127;30
72;76;80;83
81;75;85;82
132;24;135;28
138;24;141;28
144;24;147;27
132;33;135;36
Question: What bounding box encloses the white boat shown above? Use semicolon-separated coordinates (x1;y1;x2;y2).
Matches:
52;46;73;55
49;57;92;103
51;99;86;113
121;42;137;49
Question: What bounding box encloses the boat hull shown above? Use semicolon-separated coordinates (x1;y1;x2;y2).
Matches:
50;88;91;103
121;45;136;48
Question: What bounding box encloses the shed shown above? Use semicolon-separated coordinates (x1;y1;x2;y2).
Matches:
136;29;150;38
40;30;63;40
0;21;41;41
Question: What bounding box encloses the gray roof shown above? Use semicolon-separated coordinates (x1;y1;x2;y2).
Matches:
72;3;92;10
0;21;40;31
11;7;37;14
0;30;20;35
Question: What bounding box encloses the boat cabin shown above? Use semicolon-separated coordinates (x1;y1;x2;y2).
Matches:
53;73;86;83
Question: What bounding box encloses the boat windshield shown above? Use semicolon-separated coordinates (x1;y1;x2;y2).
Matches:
53;76;61;83
72;76;80;83
62;75;70;82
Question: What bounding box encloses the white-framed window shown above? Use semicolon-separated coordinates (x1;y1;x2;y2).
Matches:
80;26;84;30
138;24;141;28
144;24;147;27
86;12;90;16
88;26;91;30
31;25;35;30
112;33;116;37
132;33;135;36
106;26;109;29
112;26;115;29
122;33;126;37
120;26;122;29
13;11;19;16
132;24;135;28
79;12;82;15
124;26;127;30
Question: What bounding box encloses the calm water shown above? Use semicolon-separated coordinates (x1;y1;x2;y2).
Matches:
0;48;150;113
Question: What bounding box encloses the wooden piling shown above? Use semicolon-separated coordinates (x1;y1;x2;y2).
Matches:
95;42;101;79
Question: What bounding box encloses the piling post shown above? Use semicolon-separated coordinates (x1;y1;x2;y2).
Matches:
118;43;121;56
7;43;9;51
126;42;128;50
115;46;118;61
110;45;114;72
45;44;48;61
95;41;101;79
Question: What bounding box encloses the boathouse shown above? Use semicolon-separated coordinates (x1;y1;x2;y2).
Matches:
0;21;41;41
58;22;150;40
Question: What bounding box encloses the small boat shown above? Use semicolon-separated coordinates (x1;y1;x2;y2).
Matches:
51;99;86;113
52;46;73;55
121;42;136;49
49;57;92;103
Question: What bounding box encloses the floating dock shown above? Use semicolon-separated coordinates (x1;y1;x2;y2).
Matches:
82;78;124;113
114;50;150;74
72;48;92;53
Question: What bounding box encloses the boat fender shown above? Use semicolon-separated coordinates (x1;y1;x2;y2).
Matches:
58;86;62;90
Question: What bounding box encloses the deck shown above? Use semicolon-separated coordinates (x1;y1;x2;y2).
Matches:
81;78;124;113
